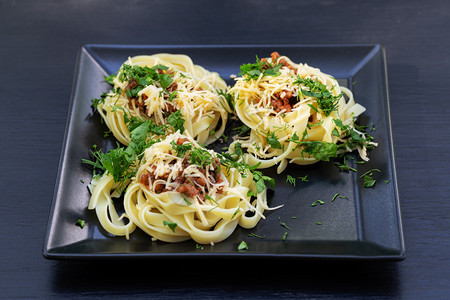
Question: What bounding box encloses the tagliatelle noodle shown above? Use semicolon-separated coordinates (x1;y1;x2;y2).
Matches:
87;174;136;238
88;132;279;244
96;54;230;146
229;53;369;174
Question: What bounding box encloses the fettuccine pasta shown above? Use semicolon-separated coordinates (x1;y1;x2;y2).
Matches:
229;52;375;174
88;132;278;244
95;54;230;146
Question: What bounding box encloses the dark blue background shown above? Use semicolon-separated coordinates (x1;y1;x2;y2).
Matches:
1;0;449;298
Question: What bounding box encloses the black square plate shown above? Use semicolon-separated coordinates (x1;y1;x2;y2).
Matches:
43;44;405;260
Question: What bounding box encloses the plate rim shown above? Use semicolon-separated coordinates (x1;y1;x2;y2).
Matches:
43;43;406;261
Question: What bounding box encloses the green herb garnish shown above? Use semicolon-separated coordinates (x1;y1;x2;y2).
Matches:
360;169;381;188
294;77;342;116
119;64;174;98
82;120;159;194
163;220;178;233
238;241;248;250
167;110;185;133
248;233;263;239
299;175;309;182
76;219;85;229
286;175;296;186
239;55;283;80
311;200;325;207
265;130;282;149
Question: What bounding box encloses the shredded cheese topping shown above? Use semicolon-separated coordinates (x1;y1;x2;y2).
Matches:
229;52;375;174
96;54;231;146
88;132;278;244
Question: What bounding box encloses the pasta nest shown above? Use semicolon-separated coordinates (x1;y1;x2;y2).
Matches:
88;132;277;244
96;54;231;146
229;53;367;174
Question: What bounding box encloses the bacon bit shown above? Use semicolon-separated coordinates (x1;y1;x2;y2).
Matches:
176;138;189;145
166;82;178;93
267;52;297;73
126;78;138;91
214;172;222;184
177;183;201;199
280;90;293;101
271;52;280;61
271;90;296;113
139;154;224;199
194;177;206;186
140;172;150;186
154;182;165;194
163;102;177;116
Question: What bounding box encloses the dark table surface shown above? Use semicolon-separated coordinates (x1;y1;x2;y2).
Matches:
1;0;449;299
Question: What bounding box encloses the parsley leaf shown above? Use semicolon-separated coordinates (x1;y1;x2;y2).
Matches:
286;175;296;186
294;77;342;116
82;119;161;194
167;110;185;133
163;220;178;233
104;74;115;85
363;175;376;188
252;170;275;193
293;141;338;161
360;169;381;188
118;64;174;98
189;146;215;168
239;55;283;80
91;92;108;108
265;131;282;149
170;140;193;156
333;118;376;153
218;143;275;194
238;241;248;250
76;219;85;228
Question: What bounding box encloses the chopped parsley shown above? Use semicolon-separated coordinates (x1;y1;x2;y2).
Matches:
238;241;248;250
166;110;185;133
82;120;160;194
265;130;282;149
331;193;340;202
170;140;193;156
289;132;338;161
76;219;85;229
189;146;216;169
311;200;325;207
294;77;342;117
286;175;296;186
334;154;357;172
163;220;178;233
217;89;235;113
91;92;108;108
219;143;275;194
251;170;274;193
360;169;381;188
248;233;263;239
233;124;251;136
280;221;291;230
104;73;115;85
118;64;174;98
299;175;309;182
239;55;283;80
333;118;375;153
